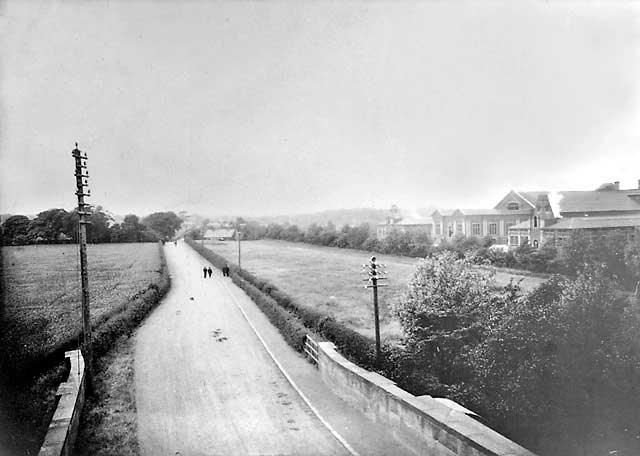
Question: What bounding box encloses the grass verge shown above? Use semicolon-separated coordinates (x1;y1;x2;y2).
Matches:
74;242;170;455
0;242;169;455
74;334;138;456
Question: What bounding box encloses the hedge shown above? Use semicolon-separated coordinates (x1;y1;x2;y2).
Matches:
185;237;400;377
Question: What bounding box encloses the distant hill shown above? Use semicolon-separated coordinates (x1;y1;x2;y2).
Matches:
249;207;437;229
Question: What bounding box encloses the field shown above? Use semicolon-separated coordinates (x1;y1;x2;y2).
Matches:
1;243;162;365
0;242;162;455
202;239;545;341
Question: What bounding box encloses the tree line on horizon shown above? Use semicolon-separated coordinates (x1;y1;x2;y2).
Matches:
1;207;183;246
197;218;640;292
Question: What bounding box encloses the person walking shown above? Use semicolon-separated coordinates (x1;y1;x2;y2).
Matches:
207;267;213;278
203;266;208;278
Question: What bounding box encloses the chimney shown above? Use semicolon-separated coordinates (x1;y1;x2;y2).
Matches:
614;181;620;190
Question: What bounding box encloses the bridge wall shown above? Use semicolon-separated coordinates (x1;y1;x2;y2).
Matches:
38;350;86;456
317;341;536;456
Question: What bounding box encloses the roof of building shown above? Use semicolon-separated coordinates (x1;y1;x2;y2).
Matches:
515;191;549;207
377;217;433;227
510;220;531;230
398;217;434;225
554;191;640;214
431;209;458;217
543;215;640;231
458;208;532;216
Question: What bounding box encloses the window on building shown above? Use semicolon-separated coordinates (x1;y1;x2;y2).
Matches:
448;224;453;237
533;240;539;248
510;235;519;246
521;236;529;245
505;222;514;233
533;216;538;228
507;202;520;210
435;224;441;235
456;222;463;233
472;223;481;236
488;223;497;235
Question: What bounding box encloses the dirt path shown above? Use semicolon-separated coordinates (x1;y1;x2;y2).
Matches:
134;241;349;456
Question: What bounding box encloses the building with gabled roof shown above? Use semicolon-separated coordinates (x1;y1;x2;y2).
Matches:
377;180;640;248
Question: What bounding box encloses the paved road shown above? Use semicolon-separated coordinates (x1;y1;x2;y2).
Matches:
135;241;349;456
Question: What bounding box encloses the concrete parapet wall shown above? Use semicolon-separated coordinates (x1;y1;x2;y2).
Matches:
38;350;86;456
317;342;536;456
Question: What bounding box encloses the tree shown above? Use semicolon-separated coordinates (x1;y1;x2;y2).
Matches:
382;230;412;255
1;215;31;245
87;206;113;243
347;223;371;249
560;230;633;287
28;209;69;243
265;223;284;239
305;223;323;244
142;212;182;240
393;251;497;385
120;214;143;242
471;267;637;454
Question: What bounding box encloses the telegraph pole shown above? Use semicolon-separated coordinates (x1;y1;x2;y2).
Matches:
237;223;246;272
72;143;92;382
363;256;387;365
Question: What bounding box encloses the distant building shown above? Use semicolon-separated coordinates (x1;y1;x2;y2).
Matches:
376;217;433;240
204;228;236;241
377;180;640;248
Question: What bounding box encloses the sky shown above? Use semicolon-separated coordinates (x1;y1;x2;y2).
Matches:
1;1;640;218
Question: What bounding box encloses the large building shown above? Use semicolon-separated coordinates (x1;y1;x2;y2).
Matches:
377;180;640;248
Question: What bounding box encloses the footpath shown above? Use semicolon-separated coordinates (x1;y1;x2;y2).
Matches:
190;242;414;456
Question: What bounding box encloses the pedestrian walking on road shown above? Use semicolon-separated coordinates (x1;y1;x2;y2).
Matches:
203;266;208;278
223;264;230;277
207;267;213;278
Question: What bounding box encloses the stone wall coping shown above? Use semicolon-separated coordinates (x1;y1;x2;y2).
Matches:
38;349;86;456
318;342;536;456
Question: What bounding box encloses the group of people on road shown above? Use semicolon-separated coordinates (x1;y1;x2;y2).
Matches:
202;264;231;278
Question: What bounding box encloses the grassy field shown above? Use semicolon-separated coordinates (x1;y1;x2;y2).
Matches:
0;242;162;456
202;239;545;341
1;243;161;367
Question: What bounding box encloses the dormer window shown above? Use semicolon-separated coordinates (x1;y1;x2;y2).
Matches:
507;202;520;210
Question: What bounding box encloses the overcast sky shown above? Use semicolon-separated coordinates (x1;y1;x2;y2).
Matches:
1;1;639;218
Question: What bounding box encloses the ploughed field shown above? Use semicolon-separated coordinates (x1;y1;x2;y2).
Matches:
202;239;545;341
1;243;162;365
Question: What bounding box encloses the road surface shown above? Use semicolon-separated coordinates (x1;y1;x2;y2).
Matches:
135;240;350;456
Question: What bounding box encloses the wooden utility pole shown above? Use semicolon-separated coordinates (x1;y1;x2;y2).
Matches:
72;143;92;382
363;256;387;365
237;223;246;272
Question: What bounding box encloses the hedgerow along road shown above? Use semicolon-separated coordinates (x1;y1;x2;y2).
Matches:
134;240;352;456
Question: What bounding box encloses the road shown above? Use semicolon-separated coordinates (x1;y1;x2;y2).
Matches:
134;240;350;456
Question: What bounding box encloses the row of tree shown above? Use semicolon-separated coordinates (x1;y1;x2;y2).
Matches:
246;219;640;292
1;207;183;245
393;250;640;455
228;220;435;256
